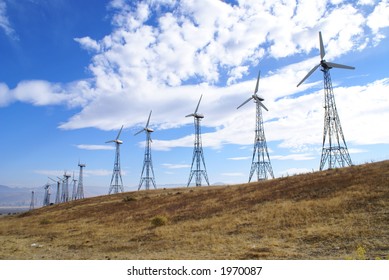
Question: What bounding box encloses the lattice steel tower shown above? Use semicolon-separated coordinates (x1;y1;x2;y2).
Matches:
71;172;77;201
237;70;274;182
76;162;86;199
61;173;71;202
29;191;35;211
135;111;156;190
186;95;210;187
43;183;51;206
107;125;124;194
297;32;353;170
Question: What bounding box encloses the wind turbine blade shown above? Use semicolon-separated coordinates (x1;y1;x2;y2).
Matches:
258;101;268;111
237;97;253;109
326;62;355;70
194;94;203;114
146;110;152;128
297;64;320;87
254;70;261;94
319;31;325;60
134;129;144;136
105;140;115;143
116;125;123;140
185;113;195;118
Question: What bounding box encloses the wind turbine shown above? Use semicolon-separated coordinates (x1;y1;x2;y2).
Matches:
76;162;86;200
48;177;61;204
237;70;274;182
186;94;210;187
71;171;77;201
106;125;124;194
135;110;157;191
43;183;51;206
297;31;354;170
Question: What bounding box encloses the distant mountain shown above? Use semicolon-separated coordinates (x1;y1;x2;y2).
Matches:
0;185;36;207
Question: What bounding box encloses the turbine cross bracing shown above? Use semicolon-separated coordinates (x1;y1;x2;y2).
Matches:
237;70;274;182
297;31;353;170
135;110;157;191
186;94;210;187
107;125;124;194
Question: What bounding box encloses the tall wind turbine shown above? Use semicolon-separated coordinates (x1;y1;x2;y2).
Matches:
76;162;86;200
186;95;210;187
43;183;51;206
135;110;157;191
107;125;125;194
49;177;61;204
71;172;77;201
237;70;274;182
297;31;354;170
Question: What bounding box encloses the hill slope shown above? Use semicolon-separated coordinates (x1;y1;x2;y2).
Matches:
0;161;388;260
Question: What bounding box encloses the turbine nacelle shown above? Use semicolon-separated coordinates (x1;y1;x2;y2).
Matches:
106;125;124;145
237;70;268;111
186;95;204;119
134;110;154;136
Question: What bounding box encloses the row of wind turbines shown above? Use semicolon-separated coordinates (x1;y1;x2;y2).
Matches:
105;31;355;194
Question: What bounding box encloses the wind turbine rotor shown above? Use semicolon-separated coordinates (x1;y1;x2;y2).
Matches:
186;95;204;118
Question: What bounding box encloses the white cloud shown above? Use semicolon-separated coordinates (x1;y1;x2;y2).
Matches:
220;172;245;177
74;37;100;52
367;0;389;37
76;144;115;151
227;156;251;161
279;168;312;176
0;0;17;39
161;163;190;169
272;153;316;161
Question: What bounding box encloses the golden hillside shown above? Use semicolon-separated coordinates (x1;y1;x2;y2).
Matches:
1;161;388;260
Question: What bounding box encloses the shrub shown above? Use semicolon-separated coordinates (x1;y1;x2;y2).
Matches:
123;196;137;202
151;215;168;227
40;218;52;225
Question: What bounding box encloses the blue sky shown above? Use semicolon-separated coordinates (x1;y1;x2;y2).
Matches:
1;0;389;194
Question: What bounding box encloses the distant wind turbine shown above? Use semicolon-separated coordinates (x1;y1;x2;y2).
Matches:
237;70;274;182
106;125;124;194
135;110;157;191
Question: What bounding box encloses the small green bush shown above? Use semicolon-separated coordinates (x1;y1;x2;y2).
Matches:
151;215;168;227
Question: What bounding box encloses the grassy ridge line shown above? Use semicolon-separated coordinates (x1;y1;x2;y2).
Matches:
0;160;388;259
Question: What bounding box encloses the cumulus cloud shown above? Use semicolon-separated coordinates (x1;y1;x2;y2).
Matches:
3;0;389;154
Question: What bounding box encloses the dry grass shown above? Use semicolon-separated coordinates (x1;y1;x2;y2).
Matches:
0;160;388;260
